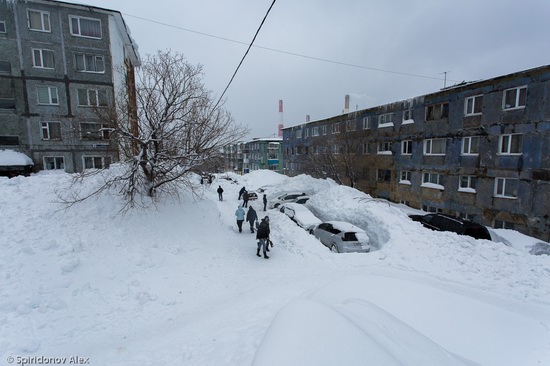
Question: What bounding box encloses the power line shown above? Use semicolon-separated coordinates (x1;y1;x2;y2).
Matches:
122;11;460;83
212;0;277;111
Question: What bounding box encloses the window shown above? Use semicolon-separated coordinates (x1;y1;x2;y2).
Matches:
422;205;443;213
362;143;369;154
424;138;446;155
377;169;391;182
399;170;411;184
422;172;444;188
346;120;356;132
69;16;102;38
41;122;62;140
464;95;483;115
494;220;515;230
459;175;477;192
43;156;65;170
332;123;340;134
403;109;414;123
37;86;59;105
401;140;412;155
321;125;327;135
75;53;105;73
458;212;476;221
503;86;527;110
498;134;522;155
377;142;392;155
0;135;19;145
331;145;342;154
83;156;111;170
426;102;449;120
312;126;319;136
378;113;394;127
295;129;302;139
80;122;109;140
32;48;55;69
27;9;50;32
78;89;108;107
362;117;371;130
494;178;518;198
0;61;11;74
0;98;15;110
0;21;6;33
462;136;480;155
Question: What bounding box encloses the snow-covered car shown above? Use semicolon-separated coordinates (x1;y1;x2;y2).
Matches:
248;192;258;200
279;203;322;231
310;221;371;253
268;192;307;209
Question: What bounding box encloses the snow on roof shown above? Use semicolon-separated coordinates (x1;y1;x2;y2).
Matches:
0;149;34;166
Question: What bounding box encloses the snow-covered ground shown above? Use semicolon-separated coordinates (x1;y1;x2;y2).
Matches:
1;168;549;366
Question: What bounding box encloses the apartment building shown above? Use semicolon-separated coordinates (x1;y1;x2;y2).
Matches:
283;65;550;241
223;137;283;174
0;0;139;173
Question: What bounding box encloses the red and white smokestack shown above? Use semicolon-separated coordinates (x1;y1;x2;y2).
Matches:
278;100;284;137
344;94;350;114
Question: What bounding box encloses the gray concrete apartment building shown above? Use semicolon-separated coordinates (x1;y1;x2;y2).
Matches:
0;0;139;173
283;65;550;241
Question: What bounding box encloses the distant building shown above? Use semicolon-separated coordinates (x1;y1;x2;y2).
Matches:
0;0;140;173
283;65;550;241
224;137;283;174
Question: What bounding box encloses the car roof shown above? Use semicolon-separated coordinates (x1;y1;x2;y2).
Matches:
324;221;366;233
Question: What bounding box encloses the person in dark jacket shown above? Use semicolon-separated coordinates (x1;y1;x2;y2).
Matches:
238;186;246;200
262;194;267;211
246;206;258;233
256;216;271;259
217;185;224;201
242;190;249;208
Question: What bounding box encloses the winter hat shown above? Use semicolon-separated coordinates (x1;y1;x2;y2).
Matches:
264;216;270;222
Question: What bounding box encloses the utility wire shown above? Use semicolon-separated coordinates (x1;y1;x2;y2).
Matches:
122;10;461;83
212;0;277;111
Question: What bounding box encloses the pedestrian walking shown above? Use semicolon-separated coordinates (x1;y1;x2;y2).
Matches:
238;186;246;200
246;206;258;233
263;194;267;211
235;205;245;233
217;185;224;201
242;190;249;208
256;216;271;259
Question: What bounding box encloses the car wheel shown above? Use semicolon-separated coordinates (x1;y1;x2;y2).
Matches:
330;244;339;253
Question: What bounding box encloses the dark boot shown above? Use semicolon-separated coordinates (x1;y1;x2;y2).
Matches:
266;247;270;252
256;249;261;257
264;252;269;259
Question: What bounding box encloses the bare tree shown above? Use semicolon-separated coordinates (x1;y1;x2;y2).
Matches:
302;128;365;187
60;50;248;210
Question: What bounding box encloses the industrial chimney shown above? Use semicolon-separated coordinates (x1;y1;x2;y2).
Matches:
306;115;310;122
277;100;284;137
344;94;350;114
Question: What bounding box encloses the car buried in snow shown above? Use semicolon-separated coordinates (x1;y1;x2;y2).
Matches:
310;221;371;253
279;203;322;231
268;192;307;209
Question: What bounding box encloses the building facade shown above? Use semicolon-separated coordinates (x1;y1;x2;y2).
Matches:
223;137;283;174
283;65;550;241
0;0;139;173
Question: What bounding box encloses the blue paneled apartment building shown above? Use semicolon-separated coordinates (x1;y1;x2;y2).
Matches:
282;65;550;241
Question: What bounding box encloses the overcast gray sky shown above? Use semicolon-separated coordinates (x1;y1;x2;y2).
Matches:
74;0;550;139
